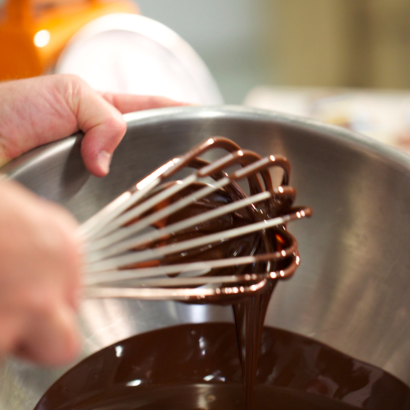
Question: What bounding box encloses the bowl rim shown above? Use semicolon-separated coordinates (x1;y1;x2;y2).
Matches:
3;105;410;178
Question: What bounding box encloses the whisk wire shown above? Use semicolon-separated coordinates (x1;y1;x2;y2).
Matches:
84;207;310;273
85;245;298;286
85;153;293;253
79;177;162;240
86;185;268;258
84;277;268;301
80;137;311;300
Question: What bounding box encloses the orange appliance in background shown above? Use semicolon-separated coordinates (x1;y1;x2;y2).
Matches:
0;0;138;81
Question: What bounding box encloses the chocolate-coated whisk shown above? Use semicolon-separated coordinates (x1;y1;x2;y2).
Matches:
79;137;311;302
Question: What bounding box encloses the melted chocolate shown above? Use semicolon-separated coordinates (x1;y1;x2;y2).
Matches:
34;323;410;410
121;137;299;282
84;137;310;409
117;138;300;409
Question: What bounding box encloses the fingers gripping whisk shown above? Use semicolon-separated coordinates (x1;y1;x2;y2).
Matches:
79;137;312;302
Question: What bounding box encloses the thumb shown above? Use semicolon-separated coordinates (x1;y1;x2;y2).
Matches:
76;89;126;177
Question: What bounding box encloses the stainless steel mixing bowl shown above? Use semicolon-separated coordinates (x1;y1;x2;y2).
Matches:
2;106;410;409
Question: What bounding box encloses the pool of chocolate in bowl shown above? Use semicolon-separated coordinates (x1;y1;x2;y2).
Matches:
34;323;410;410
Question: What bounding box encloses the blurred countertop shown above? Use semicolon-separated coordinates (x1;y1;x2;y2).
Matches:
245;86;410;153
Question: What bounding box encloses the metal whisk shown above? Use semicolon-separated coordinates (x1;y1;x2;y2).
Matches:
80;137;311;302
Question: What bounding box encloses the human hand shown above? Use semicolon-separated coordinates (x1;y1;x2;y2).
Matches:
0;178;82;365
0;74;187;177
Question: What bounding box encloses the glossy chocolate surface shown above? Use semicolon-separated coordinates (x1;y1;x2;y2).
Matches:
34;323;410;410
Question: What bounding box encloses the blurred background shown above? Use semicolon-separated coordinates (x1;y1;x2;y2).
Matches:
137;0;265;104
2;0;410;148
136;0;410;101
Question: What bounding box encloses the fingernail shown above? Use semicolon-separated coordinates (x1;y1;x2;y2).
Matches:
97;151;111;175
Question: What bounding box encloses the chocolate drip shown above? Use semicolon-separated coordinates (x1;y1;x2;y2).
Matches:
114;138;301;409
81;137;312;409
